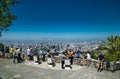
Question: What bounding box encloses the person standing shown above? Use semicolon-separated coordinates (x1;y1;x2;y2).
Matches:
75;50;81;58
86;52;91;66
61;52;65;69
97;52;104;72
13;48;19;64
27;47;31;61
9;45;14;58
39;49;43;61
68;50;74;65
5;46;10;59
17;47;22;63
22;48;25;61
0;46;4;58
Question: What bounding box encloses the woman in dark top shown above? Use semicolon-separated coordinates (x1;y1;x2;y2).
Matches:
97;53;104;72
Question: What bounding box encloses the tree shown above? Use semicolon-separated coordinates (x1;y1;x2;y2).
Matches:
0;42;4;48
98;35;120;61
0;0;19;36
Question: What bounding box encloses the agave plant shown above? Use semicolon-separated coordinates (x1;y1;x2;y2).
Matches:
99;35;120;61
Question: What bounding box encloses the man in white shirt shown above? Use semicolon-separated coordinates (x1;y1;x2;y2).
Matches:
87;53;91;60
27;47;31;61
86;52;91;66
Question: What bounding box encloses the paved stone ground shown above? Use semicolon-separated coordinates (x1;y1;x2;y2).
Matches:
24;60;85;70
0;58;120;79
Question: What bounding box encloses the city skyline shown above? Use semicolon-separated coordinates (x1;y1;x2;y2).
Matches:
1;0;120;40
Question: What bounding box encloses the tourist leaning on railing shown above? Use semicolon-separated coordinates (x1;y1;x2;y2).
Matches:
86;52;91;66
97;52;104;72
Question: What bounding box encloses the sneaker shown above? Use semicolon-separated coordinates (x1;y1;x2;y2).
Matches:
97;68;100;72
100;69;103;72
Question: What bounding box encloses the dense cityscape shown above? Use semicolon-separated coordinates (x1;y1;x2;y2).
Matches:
0;39;102;53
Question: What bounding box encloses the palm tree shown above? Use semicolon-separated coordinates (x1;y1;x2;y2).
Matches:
98;35;120;61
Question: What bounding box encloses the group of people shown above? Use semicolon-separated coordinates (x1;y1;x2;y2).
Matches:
26;46;47;64
0;45;105;71
60;50;105;71
60;50;74;69
60;50;94;69
0;45;25;64
13;47;23;63
0;46;14;59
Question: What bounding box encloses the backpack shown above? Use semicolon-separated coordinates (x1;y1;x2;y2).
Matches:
13;51;18;57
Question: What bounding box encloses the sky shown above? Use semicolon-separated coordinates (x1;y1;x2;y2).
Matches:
1;0;120;40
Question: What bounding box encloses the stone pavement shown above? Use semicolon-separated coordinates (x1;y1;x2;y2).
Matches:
24;61;85;70
0;58;120;79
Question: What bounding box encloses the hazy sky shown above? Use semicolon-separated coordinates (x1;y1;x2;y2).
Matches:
1;0;120;40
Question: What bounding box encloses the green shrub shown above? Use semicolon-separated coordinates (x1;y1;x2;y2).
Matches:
90;51;98;60
0;42;4;48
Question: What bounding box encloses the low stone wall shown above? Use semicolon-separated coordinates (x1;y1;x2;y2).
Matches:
109;61;120;72
91;59;120;72
91;59;98;67
49;56;120;72
53;56;61;63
